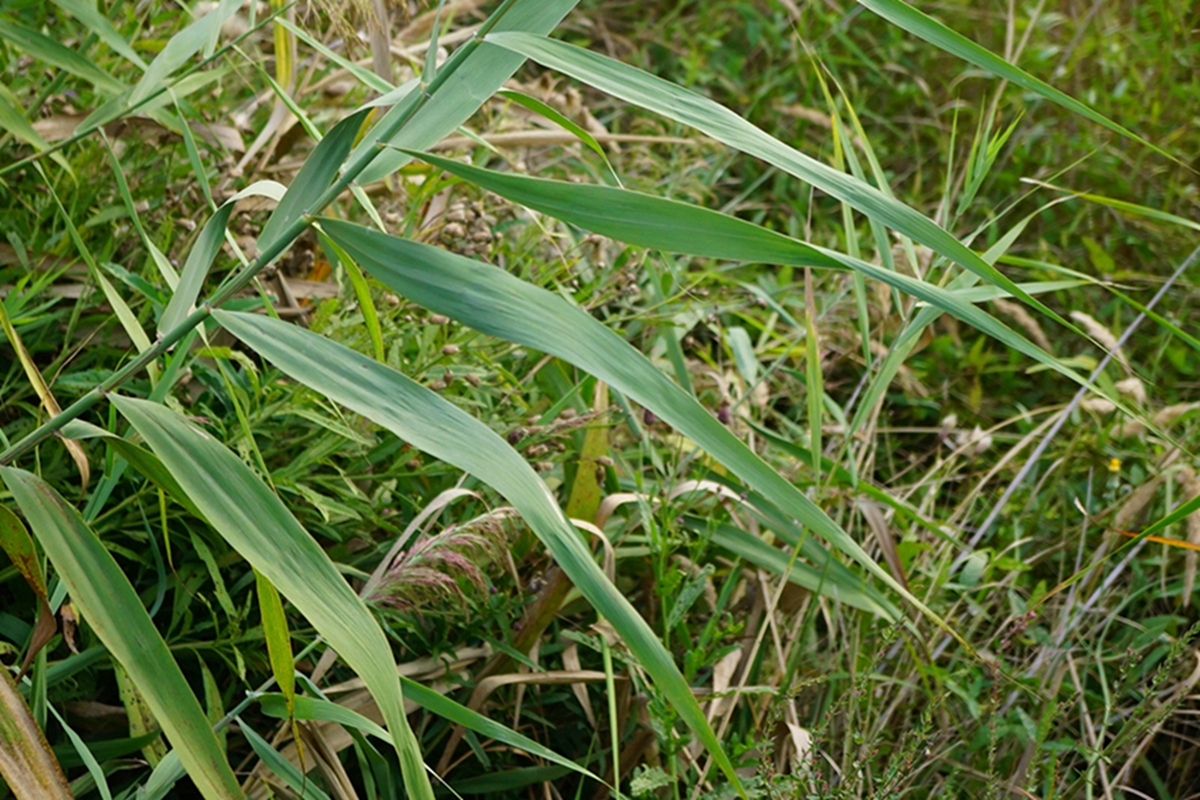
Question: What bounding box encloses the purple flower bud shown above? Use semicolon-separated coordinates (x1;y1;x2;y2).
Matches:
643;408;657;426
717;405;731;425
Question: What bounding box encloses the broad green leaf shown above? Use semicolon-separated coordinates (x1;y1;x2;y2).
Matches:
406;151;841;268
160;180;286;335
257;108;371;255
0;665;73;800
50;0;148;69
211;309;747;798
0;20;124;93
483;31;1072;332
129;0;240;106
703;520;895;617
257;689;605;785
110;396;435;800
0;468;245;800
337;163;1132;420
857;0;1176;163
319;218;972;656
352;0;578;185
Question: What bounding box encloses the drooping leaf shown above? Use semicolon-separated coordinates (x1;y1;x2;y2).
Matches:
399;159;1130;419
481;31;1073;332
110;396;435;800
211;309;746;797
0;504;57;678
0;468;245;800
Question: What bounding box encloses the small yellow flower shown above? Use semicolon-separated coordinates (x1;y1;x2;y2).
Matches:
1108;458;1122;473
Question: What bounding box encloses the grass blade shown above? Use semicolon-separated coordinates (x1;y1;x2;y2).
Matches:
50;0;148;70
0;468;245;800
0;20;125;93
258;689;605;785
857;0;1177;163
319;218;973;654
110;396;435;800
353;0;578;185
405;151;841;268
483;31;1073;332
160;181;286;335
211;309;748;798
0;666;73;800
129;0;240;106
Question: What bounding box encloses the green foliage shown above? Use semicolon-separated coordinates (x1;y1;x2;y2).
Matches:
2;1;1199;799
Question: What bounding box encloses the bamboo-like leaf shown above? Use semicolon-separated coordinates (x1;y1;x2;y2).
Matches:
160;181;286;335
482;31;1071;331
0;20;125;93
0;468;245;800
257;108;371;255
352;0;578;185
407;151;841;268
210;309;747;798
0;666;72;800
318;219;972;656
110;396;435;800
857;0;1176;163
258;689;604;785
255;571;296;723
0;504;57;677
61;420;205;519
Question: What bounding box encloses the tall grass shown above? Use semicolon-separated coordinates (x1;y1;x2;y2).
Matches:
1;1;1197;798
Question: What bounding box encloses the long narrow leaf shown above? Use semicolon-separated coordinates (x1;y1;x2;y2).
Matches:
129;0;240;105
211;309;748;798
160;181;286;334
0;468;245;800
327;164;1135;426
257;689;604;785
857;0;1175;162
319;219;978;656
483;31;1073;333
110;396;435;800
257;109;371;255
353;0;578;185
